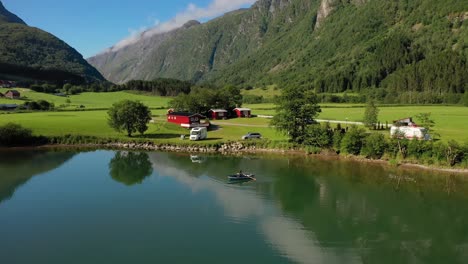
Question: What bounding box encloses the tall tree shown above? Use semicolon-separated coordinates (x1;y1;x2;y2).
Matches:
363;100;379;129
108;100;152;137
415;112;437;139
271;86;321;143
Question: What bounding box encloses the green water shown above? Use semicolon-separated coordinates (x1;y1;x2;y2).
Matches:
1;150;468;264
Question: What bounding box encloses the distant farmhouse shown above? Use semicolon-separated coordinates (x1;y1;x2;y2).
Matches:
167;111;210;128
208;109;228;120
234;108;251;118
5;90;20;99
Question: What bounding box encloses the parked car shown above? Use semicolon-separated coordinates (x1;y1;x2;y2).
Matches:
242;132;262;140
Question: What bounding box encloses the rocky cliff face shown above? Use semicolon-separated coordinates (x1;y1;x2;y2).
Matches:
315;0;339;29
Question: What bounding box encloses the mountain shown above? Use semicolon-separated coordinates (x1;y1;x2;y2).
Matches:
89;0;467;102
0;1;25;24
0;1;105;84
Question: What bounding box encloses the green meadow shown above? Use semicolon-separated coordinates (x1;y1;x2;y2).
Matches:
0;89;171;109
1;89;467;143
0;110;286;143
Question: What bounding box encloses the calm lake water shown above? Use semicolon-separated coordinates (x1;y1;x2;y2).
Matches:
1;149;468;264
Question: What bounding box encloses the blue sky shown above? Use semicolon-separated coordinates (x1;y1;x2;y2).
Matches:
3;0;255;58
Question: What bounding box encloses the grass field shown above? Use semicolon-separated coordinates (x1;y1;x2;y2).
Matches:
244;103;468;142
1;89;467;143
0;89;171;109
0;111;286;143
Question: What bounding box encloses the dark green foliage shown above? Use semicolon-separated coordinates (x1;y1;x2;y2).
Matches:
271;86;321;143
363;100;379;128
109;151;153;186
23;100;54;111
463;92;468;107
304;123;333;148
118;79;192;96
445;140;465;167
169;85;242;114
0;123;35;147
107;100;152;137
340;125;366;155
362;133;387;159
415;112;436;138
333;130;344;151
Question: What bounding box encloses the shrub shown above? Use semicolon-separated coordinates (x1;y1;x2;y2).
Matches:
445;140;464;166
0;123;35;147
362;133;387;159
333;130;344;152
23;100;54;111
407;140;432;159
304;123;333;148
340;125;366;155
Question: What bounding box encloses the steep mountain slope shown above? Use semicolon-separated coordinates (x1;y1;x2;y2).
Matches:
89;0;467;101
0;1;105;83
0;1;25;24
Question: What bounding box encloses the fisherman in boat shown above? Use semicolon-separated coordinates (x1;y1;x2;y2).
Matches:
237;170;243;177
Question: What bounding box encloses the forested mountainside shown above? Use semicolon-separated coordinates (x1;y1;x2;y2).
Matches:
0;1;105;84
89;0;468;103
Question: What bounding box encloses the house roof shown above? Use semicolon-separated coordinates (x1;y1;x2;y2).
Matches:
168;112;205;117
210;109;228;112
234;108;251;111
6;90;20;95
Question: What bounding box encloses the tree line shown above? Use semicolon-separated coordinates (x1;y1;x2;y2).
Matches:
271;86;468;168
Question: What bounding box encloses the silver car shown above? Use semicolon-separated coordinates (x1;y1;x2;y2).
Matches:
242;132;262;140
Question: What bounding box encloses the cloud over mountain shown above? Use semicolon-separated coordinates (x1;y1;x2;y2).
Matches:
105;0;256;53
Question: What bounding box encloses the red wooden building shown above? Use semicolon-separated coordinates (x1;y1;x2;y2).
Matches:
234;108;251;118
5;90;20;99
208;109;228;120
167;112;209;128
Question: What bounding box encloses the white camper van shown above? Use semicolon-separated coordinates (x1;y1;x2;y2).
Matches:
190;127;208;141
390;126;430;140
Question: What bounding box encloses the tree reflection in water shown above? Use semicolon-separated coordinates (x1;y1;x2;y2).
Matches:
109;151;153;186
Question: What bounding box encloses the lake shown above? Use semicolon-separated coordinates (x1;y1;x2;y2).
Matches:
1;149;468;264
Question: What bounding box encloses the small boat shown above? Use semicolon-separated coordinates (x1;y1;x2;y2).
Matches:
228;173;255;181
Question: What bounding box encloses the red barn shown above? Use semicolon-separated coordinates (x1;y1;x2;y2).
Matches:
5;90;20;99
167;112;209;128
234;108;251;118
208;109;228;120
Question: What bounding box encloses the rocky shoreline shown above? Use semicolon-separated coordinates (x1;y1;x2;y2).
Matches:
89;141;294;154
2;140;468;175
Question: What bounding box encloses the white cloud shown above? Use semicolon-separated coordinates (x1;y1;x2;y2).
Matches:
103;0;256;54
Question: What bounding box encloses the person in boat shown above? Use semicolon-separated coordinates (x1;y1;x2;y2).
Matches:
237;170;243;177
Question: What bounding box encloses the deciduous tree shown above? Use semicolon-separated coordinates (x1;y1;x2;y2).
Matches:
108;100;152;137
271;86;321;143
363;100;379;129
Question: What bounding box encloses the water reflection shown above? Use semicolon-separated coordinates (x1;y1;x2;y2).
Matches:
0;150;75;204
109;151;153;186
149;153;468;264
